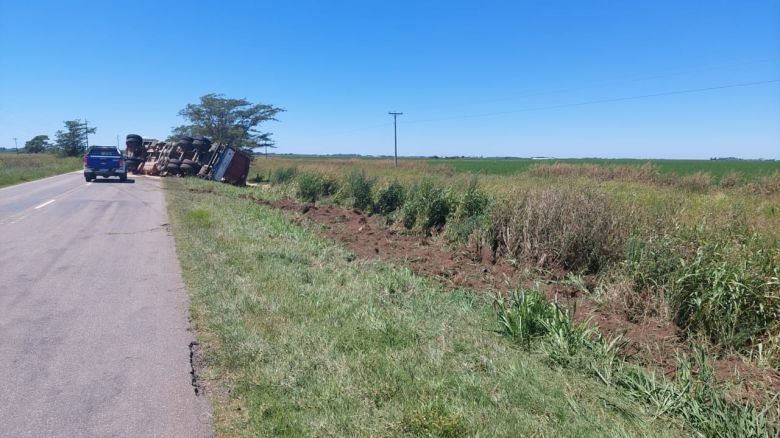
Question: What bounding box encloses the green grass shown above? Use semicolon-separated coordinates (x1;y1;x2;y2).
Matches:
165;177;680;437
0;153;81;187
428;158;780;180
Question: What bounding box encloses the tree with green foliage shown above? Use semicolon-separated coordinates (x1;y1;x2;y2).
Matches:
171;93;284;152
24;135;52;153
54;120;96;156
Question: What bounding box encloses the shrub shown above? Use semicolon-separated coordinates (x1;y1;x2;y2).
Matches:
295;172;325;203
401;180;452;233
270;166;298;184
489;187;630;273
374;180;406;216
343;169;375;211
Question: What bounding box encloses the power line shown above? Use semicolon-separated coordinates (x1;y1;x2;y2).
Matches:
399;56;780;112
388;112;403;167
404;78;780;125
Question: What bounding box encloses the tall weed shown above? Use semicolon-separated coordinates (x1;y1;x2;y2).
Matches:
270;166;298;184
445;178;491;243
670;232;780;350
401;180;452;233
494;290;779;436
373;180;406;216
489;187;630;273
342;169;376;211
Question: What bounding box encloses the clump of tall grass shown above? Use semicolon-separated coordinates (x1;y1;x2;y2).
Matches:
719;171;741;188
616;352;779;436
489;187;630;273
670;232;780;351
295;172;338;203
401;180;452;233
618;227;780;357
748;172;780;195
339;169;376;211
270;166;298;184
678;171;712;192
495;290;552;350
495;289;598;365
373;180;406;216
623;235;678;292
444;178;491;244
494;289;780;436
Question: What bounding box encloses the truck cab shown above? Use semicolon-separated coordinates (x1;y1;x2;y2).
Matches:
83;146;127;182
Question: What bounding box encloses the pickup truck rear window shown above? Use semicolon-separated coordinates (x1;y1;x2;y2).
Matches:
89;148;121;156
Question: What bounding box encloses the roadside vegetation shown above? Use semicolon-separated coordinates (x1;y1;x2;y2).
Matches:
0;153;81;188
167;177;684;436
168;156;780;435
245;157;780;429
256;158;780;358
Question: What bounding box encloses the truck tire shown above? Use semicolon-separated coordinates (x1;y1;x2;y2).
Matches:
193;137;211;153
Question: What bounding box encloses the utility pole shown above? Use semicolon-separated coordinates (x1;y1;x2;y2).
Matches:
388;111;403;168
13;137;18;153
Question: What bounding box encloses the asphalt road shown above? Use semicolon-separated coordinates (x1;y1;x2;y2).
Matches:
0;172;212;437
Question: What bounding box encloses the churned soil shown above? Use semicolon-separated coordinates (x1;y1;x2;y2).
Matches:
245;195;780;402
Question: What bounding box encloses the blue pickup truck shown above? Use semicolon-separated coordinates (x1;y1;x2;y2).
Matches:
83;146;127;182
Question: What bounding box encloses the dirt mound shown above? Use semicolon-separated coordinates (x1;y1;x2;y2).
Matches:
247;196;780;400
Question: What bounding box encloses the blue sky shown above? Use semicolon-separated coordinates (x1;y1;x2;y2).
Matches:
1;0;779;158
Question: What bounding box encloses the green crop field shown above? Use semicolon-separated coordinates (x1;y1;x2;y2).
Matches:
0;153;82;188
426;158;780;180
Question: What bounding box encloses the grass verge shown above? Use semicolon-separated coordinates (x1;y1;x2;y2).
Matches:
0;153;81;188
166;177;680;437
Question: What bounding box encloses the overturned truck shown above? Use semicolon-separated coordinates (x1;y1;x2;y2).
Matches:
124;134;251;185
